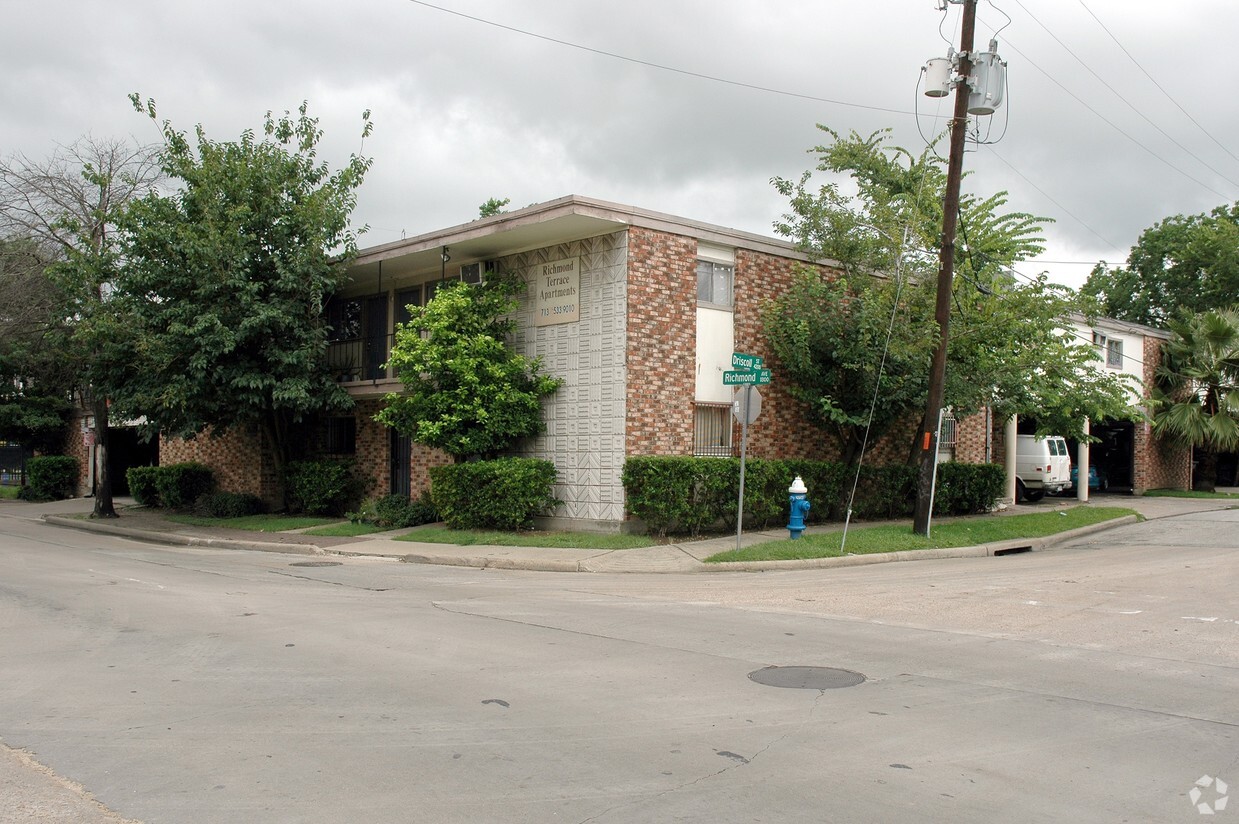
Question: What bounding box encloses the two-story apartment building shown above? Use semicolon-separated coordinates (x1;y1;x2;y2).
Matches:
145;195;1188;527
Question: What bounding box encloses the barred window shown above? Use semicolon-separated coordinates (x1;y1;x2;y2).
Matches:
693;404;733;457
326;416;357;454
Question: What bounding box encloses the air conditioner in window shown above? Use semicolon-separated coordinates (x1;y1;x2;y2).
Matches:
459;260;496;285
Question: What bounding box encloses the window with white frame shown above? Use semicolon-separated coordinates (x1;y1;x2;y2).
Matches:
696;260;734;308
1092;331;1123;369
1106;338;1123;368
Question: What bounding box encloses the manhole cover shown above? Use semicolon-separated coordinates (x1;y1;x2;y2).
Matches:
289;561;343;567
748;666;866;690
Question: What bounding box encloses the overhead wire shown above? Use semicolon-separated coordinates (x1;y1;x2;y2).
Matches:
1006;0;1239;190
1078;0;1239;169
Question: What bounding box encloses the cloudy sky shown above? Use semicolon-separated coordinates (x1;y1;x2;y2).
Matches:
4;0;1237;289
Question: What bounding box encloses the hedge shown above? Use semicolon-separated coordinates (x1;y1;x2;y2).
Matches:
430;458;558;530
349;493;440;529
622;457;1004;536
126;466;161;506
21;456;78;502
286;459;360;516
154;462;216;510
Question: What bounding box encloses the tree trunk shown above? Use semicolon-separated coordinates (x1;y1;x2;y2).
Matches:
91;394;117;518
1195;447;1218;493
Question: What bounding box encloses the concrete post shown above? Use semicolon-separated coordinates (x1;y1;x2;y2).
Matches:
1077;418;1090;503
1004;415;1018;504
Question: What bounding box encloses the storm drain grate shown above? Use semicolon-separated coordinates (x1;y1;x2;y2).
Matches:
749;666;866;690
289;561;343;567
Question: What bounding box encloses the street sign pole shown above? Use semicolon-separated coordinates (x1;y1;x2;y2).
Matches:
735;383;752;552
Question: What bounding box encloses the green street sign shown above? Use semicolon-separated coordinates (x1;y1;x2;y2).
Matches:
731;352;763;371
723;369;772;386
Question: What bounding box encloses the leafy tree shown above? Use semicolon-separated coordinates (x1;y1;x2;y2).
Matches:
478;197;510;218
1082;204;1239;327
377;276;562;459
767;128;1136;463
0;236;73;452
1150;309;1239;490
0;138;161;517
116;97;373;498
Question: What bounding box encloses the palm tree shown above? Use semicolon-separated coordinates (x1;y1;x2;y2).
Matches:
1151;309;1239;491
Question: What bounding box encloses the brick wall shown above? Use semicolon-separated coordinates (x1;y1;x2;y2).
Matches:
625;227;696;456
1136;336;1191;492
160;426;280;503
61;411;91;497
733;250;839;461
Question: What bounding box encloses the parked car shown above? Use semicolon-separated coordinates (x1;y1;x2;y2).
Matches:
1015;434;1072;501
1071;464;1108;492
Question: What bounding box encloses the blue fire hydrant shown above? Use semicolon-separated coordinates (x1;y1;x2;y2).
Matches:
787;476;811;540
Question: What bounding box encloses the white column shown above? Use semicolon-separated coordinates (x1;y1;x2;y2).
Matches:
1077;418;1090;503
1004;415;1018;504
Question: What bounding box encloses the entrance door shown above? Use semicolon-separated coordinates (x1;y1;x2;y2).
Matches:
365;295;388;380
390;428;411;498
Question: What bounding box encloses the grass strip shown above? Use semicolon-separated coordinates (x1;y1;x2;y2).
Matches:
165;514;338;532
302;522;392;537
1143;488;1239;499
397;527;655;550
0;486;20;500
705;506;1138;563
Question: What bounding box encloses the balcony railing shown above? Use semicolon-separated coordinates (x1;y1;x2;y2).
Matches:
328;334;393;383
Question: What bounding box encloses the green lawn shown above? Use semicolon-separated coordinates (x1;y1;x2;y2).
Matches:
705;506;1138;563
1144;488;1239;499
397;527;655;550
165;513;339;532
302;522;393;537
0;486;20;500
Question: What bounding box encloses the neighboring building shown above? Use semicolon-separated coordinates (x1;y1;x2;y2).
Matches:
147;195;1189;525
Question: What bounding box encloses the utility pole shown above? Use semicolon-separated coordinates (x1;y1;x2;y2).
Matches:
912;0;977;536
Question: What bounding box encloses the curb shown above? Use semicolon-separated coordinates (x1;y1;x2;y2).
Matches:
42;515;323;557
39;513;1139;573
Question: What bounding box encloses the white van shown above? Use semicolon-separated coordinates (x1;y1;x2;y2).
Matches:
1015;434;1072;501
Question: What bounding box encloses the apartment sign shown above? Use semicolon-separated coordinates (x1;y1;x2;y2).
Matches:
535;257;579;326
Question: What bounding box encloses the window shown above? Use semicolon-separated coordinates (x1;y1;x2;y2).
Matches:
696;260;733;307
325;416;357;454
1106;338;1123;369
693;404;733;457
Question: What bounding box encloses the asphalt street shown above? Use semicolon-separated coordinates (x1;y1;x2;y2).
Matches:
1;505;1236;822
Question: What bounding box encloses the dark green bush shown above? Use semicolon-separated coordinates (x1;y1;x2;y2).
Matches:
430;458;558;530
621;456;707;537
126;466;161;507
621;456;996;535
154;462;216;510
286;459;359;516
350;492;440;528
194;491;265;518
933;462;1006;515
21;456;77;502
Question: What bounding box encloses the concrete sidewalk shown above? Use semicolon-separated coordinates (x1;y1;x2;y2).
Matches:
10;491;1236;574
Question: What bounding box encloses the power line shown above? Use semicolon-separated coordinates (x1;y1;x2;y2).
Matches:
1007;0;1239;190
404;0;913;118
1078;0;1239;169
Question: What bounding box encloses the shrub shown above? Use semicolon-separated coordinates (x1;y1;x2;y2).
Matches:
127;466;161;507
21;456;77;502
934;462;1006;515
621;456;705;537
286;459;359;516
155;462;216;510
430;458;558;530
195;491;265;518
349;492;440;529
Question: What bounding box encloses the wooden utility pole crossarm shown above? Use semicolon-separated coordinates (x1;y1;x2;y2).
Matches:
913;0;977;536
